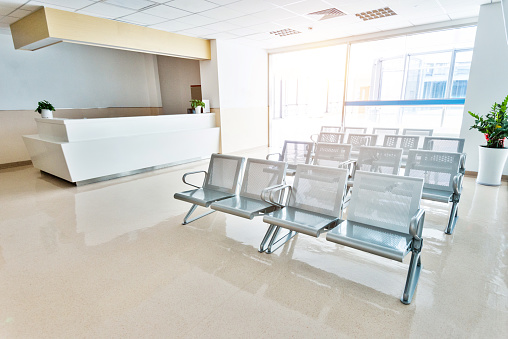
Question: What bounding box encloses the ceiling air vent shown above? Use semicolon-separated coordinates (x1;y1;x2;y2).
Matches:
308;8;346;21
355;7;397;21
270;28;302;37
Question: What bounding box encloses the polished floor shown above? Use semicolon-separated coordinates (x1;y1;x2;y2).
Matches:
0;148;507;338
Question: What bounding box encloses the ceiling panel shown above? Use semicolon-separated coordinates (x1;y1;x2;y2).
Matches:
142;4;191;19
104;0;155;11
224;0;276;15
199;6;243;20
36;0;95;10
120;11;168;25
166;0;219;13
150;19;194;32
78;3;135;19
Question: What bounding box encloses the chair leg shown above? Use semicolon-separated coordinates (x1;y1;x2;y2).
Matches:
182;204;215;225
264;226;297;254
445;199;459;235
259;225;275;253
401;249;422;305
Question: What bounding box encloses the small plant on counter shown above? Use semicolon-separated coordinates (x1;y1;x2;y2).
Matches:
468;94;508;148
35;100;55;114
189;99;205;109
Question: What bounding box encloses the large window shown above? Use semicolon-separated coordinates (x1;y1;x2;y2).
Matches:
269;26;477;146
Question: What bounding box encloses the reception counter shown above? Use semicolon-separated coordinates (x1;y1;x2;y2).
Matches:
23;114;220;185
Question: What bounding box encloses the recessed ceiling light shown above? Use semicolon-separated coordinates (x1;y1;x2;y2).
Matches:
269;28;302;37
355;7;397;21
307;8;346;21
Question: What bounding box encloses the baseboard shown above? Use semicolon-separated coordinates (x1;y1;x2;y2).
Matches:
465;170;508;182
0;160;32;170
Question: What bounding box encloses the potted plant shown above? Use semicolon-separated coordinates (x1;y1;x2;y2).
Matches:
190;99;205;114
468;94;508;186
35;100;55;119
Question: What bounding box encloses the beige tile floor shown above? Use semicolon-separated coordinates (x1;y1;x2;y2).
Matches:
0;148;507;338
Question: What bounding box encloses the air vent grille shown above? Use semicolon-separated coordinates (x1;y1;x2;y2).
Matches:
355;7;397;21
308;8;346;21
270;28;302;37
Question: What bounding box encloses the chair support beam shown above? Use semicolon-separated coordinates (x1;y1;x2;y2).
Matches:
182;204;215;225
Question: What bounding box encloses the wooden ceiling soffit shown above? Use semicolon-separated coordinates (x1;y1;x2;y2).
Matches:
10;7;211;60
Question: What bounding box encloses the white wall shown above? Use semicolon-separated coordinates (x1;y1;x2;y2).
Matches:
199;40;220;109
157;55;200;115
214;40;268;153
0;34;161;110
460;2;508;175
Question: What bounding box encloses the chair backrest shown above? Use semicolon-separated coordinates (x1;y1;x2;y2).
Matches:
344;127;368;135
282;141;313;169
317;132;345;143
289;164;348;218
240;158;287;200
347;133;378;152
356;146;402;175
404;150;462;193
402;128;434;136
347;171;424;234
423;137;465;153
204;154;245;194
313;143;352;167
372;127;400;145
320;126;342;133
383;135;419;155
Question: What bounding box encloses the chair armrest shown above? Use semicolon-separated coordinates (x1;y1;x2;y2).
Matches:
339;159;356;177
182;170;207;189
453;173;463;195
266;153;281;161
409;208;425;242
261;184;292;208
310;134;318;143
459;153;466;174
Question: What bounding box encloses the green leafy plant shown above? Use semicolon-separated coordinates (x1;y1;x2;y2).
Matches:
468;94;508;148
35;100;55;114
189;99;205;109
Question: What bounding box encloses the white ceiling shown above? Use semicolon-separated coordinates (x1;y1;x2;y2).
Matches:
0;0;498;49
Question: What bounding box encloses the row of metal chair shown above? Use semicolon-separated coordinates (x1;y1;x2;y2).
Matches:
174;154;426;304
317;126;433;137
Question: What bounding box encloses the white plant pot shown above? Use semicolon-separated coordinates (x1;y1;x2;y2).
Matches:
194;107;202;114
477;145;508;186
40;109;53;119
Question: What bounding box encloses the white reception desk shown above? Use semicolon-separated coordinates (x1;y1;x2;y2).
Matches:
23;114;220;185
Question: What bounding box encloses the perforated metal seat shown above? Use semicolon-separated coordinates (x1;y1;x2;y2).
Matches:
174;154;245;225
210;158;287;220
266;140;313;176
320;126;342;133
347;133;378;159
260;164;348;254
326;171;425;304
423;137;467;174
404;150;463;234
402;128;433;148
372;127;400;145
313;143;352;168
310;132;345;144
343;127;368;136
383;135;420;166
347;146;402;188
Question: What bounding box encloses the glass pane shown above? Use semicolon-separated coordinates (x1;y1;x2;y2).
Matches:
379;58;405;99
451;50;473;98
405;52;452;99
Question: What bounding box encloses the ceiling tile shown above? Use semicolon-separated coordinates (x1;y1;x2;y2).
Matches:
175;13;219;25
207;0;238;5
36;0;95;10
409;14;450;26
224;0;276;14
0;15;19;24
149;19;194;31
226;26;258;36
265;0;305;6
178;26;218;37
274;15;314;30
104;0;156;11
200;21;240;32
283;0;334;16
245;32;273;40
142;4;192;19
0;6;15;15
226;14;269;26
8;8;31;18
0;0;27;9
119;11;168;25
23;1;80;12
166;0;219;13
447;8;480;20
199;6;243;20
203;31;238;39
252;7;296;21
77;3;135;19
248;21;285;33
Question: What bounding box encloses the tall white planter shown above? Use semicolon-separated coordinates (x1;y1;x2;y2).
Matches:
40;109;53;119
477;146;508;186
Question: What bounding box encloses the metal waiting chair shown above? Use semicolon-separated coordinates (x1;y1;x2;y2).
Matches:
260;164;349;254
372;127;400;145
310;132;345;144
347;133;378;159
423;137;466;174
210;158;287;221
174;154;245;225
266;140;313;176
320;126;342;133
326;171;425;304
313;143;352;168
402;128;433;148
343;126;368;136
404;150;463;234
383;135;420;166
